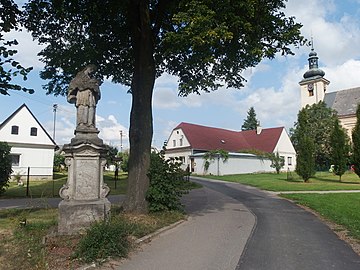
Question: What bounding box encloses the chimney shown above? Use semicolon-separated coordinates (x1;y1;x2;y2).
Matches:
256;121;262;135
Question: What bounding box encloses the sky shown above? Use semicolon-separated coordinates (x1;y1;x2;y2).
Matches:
2;0;360;151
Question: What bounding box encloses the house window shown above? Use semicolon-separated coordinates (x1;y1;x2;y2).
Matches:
11;125;19;135
173;140;176;147
308;90;314;97
180;138;183;146
10;154;20;166
30;127;37;136
288;157;292;165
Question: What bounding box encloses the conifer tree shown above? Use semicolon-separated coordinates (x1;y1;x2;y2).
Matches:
352;104;360;177
330;120;349;181
242;107;258;131
295;109;315;182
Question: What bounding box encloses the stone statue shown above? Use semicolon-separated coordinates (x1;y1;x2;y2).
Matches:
67;64;101;129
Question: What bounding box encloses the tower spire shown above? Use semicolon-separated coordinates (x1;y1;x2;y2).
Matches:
303;37;325;79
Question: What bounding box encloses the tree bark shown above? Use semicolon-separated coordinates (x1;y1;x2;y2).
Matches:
125;0;155;213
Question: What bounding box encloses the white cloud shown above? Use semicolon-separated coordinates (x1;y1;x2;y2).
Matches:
324;59;360;91
3;28;44;70
286;0;360;66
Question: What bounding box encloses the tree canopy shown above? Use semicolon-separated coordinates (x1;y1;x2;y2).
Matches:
0;0;33;95
352;104;360;177
295;108;315;182
0;141;12;194
241;106;258;131
22;0;304;212
290;101;338;171
329;119;349;181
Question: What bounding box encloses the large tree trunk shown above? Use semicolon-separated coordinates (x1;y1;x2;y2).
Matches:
125;0;155;213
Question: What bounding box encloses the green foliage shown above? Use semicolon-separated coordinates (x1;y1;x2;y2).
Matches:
22;0;304;96
290;101;338;170
203;149;229;172
0;0;33;95
104;144;119;166
241;107;258;131
0;141;12;194
74;217;131;263
352;103;360;177
268;151;285;174
146;151;188;212
118;151;129;172
330;120;349;181
53;153;65;172
295;109;316;182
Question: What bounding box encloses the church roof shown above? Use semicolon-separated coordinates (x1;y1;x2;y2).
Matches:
324;87;360;116
174;122;284;153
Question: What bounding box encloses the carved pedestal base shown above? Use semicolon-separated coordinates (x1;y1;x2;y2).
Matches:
58;140;110;235
58;199;111;234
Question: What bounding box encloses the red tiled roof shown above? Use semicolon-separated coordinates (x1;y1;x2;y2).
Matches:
175;122;283;153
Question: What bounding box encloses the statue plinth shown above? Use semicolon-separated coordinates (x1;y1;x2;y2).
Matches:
58;64;110;234
58;133;111;235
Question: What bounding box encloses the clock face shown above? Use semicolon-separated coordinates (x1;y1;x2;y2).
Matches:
307;83;314;91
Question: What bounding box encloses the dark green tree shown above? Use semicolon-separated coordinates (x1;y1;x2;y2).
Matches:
0;141;12;195
147;150;188;212
118;151;129;172
268;151;285;174
0;0;33;95
22;0;304;213
290;101;337;171
329;119;349;181
104;144;119;167
53;152;65;172
241;106;258;131
352;104;360;177
295;109;315;182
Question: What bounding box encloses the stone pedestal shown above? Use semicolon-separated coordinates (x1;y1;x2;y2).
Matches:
58;128;111;235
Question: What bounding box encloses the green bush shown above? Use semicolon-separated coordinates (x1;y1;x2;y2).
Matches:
74;217;132;263
146;151;189;212
0;142;12;195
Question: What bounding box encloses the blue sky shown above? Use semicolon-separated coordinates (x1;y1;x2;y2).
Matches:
2;0;360;150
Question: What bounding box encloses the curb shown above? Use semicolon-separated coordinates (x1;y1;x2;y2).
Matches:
76;218;187;270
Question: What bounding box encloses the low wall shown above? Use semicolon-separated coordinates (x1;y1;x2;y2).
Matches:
192;153;276;175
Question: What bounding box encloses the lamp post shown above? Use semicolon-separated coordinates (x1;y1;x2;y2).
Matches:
119;130;123;152
52;104;58;142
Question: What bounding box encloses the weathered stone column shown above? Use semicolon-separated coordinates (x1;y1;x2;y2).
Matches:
58;65;111;234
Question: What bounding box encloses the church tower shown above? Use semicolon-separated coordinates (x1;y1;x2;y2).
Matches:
299;43;329;108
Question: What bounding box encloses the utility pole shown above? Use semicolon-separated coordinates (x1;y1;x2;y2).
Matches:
120;130;123;152
53;104;58;142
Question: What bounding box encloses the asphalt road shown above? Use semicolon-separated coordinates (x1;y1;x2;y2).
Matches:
115;185;255;270
193;177;360;270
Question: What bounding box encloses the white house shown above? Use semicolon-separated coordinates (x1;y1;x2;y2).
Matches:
0;104;57;180
165;122;296;175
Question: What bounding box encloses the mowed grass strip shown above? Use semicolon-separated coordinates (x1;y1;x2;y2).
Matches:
281;193;360;240
0;207;185;270
1;172;128;198
202;171;360;191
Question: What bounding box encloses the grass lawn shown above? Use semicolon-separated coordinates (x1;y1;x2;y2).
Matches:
1;171;128;198
281;193;360;240
0;207;185;270
201;171;360;191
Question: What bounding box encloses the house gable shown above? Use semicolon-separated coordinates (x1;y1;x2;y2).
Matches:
0;104;56;147
273;128;296;154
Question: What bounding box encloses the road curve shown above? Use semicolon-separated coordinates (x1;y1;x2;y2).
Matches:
115;185;255;270
193;177;360;270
